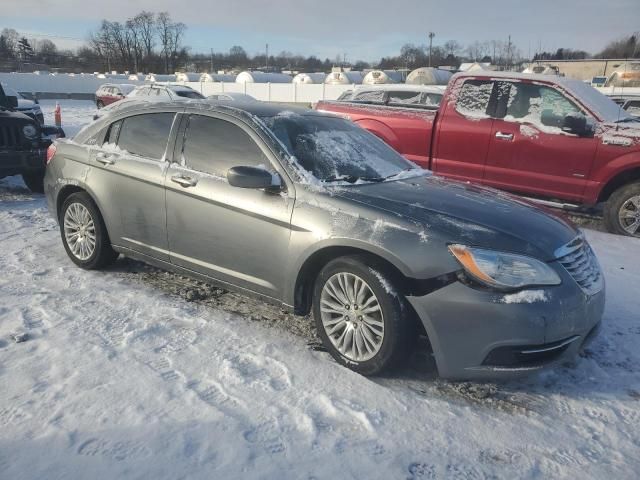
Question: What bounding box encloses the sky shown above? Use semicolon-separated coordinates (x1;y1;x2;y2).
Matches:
2;0;639;62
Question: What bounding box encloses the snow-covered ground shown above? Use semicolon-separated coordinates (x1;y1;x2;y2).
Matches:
1;174;640;479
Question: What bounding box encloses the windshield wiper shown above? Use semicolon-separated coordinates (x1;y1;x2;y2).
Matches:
323;174;385;184
615;116;639;123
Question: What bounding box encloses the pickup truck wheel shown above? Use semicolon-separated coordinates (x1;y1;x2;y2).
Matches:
22;172;45;193
59;192;119;269
604;182;640;237
312;255;413;375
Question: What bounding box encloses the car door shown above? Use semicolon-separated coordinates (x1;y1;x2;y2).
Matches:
165;112;295;300
93;110;180;261
431;79;497;182
483;81;597;201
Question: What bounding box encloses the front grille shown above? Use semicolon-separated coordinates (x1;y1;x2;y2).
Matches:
555;234;603;295
0;125;22;148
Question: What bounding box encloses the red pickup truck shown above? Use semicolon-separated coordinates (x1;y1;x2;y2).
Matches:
316;72;640;237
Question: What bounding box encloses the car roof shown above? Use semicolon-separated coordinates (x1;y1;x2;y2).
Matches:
99;97;328;119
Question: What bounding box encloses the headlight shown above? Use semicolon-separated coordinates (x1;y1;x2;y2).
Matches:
448;244;561;290
22;124;38;138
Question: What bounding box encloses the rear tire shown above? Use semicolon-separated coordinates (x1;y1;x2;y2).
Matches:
59;192;119;269
22;171;45;193
604;182;640;237
312;255;413;375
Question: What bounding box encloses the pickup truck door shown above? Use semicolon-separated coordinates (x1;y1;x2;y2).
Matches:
483;81;597;202
431;79;497;183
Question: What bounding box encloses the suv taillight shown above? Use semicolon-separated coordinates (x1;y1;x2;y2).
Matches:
46;144;57;165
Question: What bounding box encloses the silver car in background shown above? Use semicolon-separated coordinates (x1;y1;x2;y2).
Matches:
44;100;604;379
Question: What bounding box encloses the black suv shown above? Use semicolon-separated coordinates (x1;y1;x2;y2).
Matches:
0;83;64;192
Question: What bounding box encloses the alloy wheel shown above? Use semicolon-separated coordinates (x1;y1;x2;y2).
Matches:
63;202;97;260
320;272;385;362
618;194;640;236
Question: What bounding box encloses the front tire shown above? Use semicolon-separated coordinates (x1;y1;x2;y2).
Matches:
313;255;413;375
59;192;118;269
604;182;640;237
22;171;45;193
96;100;104;109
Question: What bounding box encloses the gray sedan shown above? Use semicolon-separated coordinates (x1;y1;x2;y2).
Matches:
44;100;605;379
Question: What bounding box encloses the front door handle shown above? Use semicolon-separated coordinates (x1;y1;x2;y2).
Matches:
171;175;198;188
96;152;116;165
495;131;514;141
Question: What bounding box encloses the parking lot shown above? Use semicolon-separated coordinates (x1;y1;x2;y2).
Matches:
0;101;639;478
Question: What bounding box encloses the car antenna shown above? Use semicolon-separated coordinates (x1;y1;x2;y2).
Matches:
615;59;628;131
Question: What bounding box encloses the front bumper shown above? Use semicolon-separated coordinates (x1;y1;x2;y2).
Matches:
407;268;605;380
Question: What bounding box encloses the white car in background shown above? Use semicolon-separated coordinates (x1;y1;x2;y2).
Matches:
207;92;258;102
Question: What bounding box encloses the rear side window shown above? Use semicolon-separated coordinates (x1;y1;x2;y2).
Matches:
352;90;385;103
181;115;267;177
175;90;205;99
388;91;422;105
455;80;495;118
116;113;175;160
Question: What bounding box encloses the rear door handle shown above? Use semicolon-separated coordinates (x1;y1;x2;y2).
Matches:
495;132;514;141
96;152;116;165
171;175;198;188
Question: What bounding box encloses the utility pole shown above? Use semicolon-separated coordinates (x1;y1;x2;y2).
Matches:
507;35;512;70
210;48;213;72
343;53;347;68
428;32;435;67
265;43;269;70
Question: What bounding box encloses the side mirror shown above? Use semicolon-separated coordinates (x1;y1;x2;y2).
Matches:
7;95;18;109
227;166;281;191
562;113;589;136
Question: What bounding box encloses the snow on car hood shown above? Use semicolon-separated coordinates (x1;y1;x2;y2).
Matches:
333;174;578;260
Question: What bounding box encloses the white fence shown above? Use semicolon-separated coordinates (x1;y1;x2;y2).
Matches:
183;81;353;103
2;72;639;104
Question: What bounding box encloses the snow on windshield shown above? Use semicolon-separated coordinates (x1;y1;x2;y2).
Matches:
260;113;419;183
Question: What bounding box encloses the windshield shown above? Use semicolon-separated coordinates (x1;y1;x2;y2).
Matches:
260;113;418;182
564;79;633;122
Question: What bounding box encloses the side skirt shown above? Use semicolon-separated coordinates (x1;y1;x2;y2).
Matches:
112;245;296;314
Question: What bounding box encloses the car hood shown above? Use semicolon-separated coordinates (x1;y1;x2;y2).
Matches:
332;174;578;260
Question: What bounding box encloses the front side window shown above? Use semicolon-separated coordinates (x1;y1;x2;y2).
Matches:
505;82;581;122
455;80;495;119
182;115;267;177
116;113;175;160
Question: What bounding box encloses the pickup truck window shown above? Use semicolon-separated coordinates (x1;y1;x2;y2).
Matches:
455;80;494;119
352;90;385;103
388;91;422;105
505;83;581;123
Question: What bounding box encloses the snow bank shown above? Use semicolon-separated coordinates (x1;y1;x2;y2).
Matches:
1;179;640;479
